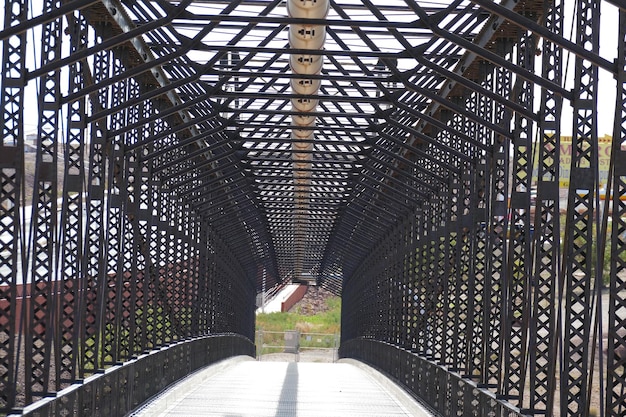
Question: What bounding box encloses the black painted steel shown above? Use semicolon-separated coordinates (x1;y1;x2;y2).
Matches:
18;335;254;417
1;0;625;416
341;338;526;417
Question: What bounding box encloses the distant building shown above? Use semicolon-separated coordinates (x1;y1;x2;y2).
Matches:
531;134;612;187
25;134;38;153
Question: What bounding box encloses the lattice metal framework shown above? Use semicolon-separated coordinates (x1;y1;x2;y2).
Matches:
1;0;625;416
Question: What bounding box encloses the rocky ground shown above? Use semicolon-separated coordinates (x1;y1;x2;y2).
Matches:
256;285;339;363
288;285;336;315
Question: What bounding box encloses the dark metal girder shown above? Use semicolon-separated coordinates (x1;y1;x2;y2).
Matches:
366;139;451;183
341;205;392;234
250;169;353;182
326;230;373;254
26;0;194;81
606;0;626;9
323;231;379;256
69;2;253;113
146;131;235;162
343;194;402;227
268;217;336;226
387;98;486;151
202;69;417;85
362;151;439;193
242;137;366;148
411;7;573;101
79;70;209;120
191;187;260;213
205;208;263;230
235;123;373;136
159;150;239;188
126;115;224;153
373;130;463;172
245;154;362;165
409;55;539;121
356;166;430;201
174;13;429;30
258;195;345;204
186;44;412;61
228;106;379;121
349;181;413;213
9;0;626;415
210;234;266;261
0;0;100;40
207;217;264;243
178;172;248;199
265;212;337;221
393;77;511;147
214;90;395;105
365;150;443;191
470;0;616;74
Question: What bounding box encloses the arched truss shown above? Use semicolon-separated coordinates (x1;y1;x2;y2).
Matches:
1;0;625;415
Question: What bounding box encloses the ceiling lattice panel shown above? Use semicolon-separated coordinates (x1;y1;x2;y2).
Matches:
44;0;556;291
130;0;490;288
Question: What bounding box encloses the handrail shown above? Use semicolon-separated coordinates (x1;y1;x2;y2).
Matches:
340;338;529;417
9;334;254;417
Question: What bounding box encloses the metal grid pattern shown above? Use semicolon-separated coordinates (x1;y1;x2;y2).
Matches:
1;0;625;416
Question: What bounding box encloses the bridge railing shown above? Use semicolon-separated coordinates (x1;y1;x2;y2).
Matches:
340;338;527;417
256;330;339;362
8;334;254;417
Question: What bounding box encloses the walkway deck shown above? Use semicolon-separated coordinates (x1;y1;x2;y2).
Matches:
130;357;432;417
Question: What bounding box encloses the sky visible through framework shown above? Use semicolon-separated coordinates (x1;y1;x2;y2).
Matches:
15;0;622;138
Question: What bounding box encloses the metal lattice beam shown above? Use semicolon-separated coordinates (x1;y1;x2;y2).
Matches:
1;0;625;415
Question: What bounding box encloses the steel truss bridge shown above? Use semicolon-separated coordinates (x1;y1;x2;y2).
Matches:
1;0;625;415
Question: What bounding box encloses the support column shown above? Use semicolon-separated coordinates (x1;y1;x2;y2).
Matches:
561;0;601;415
0;0;27;411
529;0;563;413
606;7;626;417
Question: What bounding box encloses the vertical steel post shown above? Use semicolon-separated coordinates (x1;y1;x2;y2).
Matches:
606;7;626;417
561;0;600;415
25;0;62;401
486;39;513;392
0;0;27;410
80;24;109;377
61;24;88;382
528;0;563;414
503;24;535;406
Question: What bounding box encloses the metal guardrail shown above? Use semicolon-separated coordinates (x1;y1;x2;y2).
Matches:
8;334;254;417
340;338;529;417
256;330;339;362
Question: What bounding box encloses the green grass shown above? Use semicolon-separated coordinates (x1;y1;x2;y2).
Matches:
255;296;341;354
256;296;341;335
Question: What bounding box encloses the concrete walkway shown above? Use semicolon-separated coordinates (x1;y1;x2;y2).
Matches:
130;356;432;417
